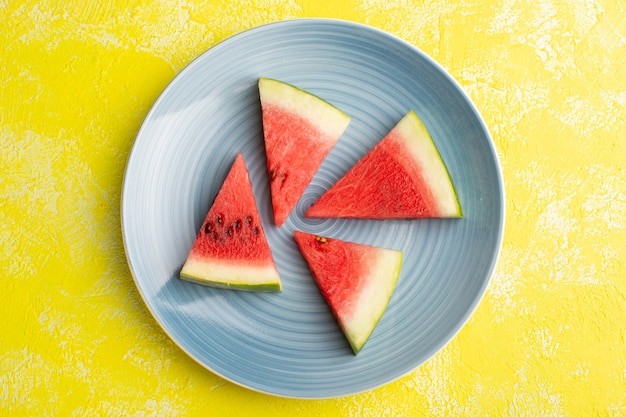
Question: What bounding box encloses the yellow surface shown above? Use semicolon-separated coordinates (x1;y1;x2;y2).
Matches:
2;0;625;415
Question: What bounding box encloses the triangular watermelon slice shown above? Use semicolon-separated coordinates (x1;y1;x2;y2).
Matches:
294;231;403;354
305;110;462;219
259;78;351;226
180;153;281;292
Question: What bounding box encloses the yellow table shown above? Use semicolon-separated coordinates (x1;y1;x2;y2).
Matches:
2;1;625;415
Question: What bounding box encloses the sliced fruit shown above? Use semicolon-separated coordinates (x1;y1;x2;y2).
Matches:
305;110;462;219
180;153;281;292
259;77;351;226
294;231;403;354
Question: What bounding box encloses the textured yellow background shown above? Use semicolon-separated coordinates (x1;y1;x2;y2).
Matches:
2;0;625;415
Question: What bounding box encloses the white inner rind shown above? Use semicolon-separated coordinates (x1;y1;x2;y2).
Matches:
259;78;351;139
343;248;403;352
181;257;282;290
396;111;462;217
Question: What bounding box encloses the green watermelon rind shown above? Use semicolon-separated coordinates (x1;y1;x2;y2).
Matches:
400;110;463;217
180;258;282;292
342;248;403;354
258;77;351;139
179;273;282;292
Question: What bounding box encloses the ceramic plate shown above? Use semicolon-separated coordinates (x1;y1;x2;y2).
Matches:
121;19;504;398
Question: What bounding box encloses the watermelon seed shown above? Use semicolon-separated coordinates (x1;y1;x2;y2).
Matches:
253;226;259;235
270;169;277;181
211;231;219;241
316;236;328;243
227;225;234;236
246;215;253;226
204;222;214;234
235;219;242;230
216;214;224;225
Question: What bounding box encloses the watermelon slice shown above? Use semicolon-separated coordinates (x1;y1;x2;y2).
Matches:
294;231;403;354
180;153;281;292
305;110;462;219
259;78;351;226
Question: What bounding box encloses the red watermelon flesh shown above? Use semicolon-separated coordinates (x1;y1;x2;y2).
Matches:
180;153;281;292
259;78;351;226
294;231;403;354
305;110;462;219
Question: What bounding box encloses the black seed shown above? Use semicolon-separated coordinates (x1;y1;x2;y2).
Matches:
235;219;242;229
246;215;253;226
216;214;223;225
227;226;234;236
253;226;259;235
204;222;213;234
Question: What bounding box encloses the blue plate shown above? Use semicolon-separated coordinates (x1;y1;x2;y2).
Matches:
121;19;504;398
